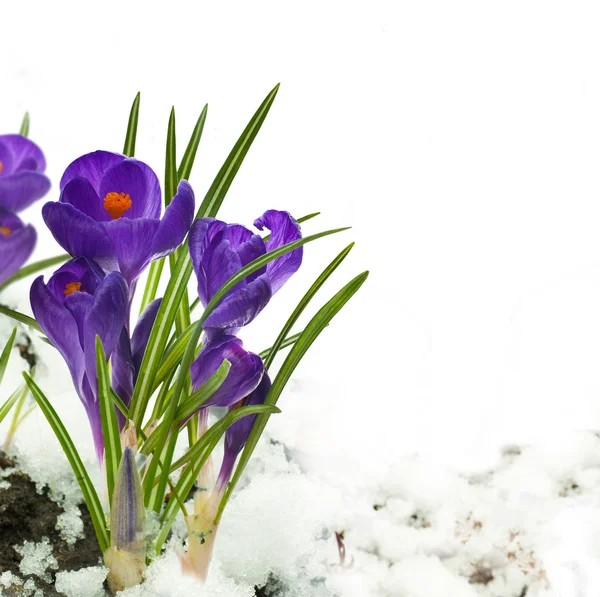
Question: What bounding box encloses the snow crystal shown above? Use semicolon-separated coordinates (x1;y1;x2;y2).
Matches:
54;566;108;597
0;571;22;590
0;479;10;490
56;504;85;545
14;537;58;583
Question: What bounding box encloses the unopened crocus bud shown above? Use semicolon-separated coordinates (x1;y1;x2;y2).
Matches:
104;447;146;592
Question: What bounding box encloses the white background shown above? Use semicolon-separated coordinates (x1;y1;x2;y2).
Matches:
2;1;600;477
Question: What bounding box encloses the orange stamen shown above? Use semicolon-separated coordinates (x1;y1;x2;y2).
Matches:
0;226;10;237
0;161;4;174
103;192;132;220
64;282;83;296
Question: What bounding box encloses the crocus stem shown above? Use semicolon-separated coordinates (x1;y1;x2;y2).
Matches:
181;487;223;581
196;408;214;491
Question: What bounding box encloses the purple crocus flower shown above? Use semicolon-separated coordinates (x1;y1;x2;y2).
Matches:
30;257;128;460
190;335;264;409
0;135;51;213
0;208;36;286
216;372;271;492
42;151;195;285
189;210;302;334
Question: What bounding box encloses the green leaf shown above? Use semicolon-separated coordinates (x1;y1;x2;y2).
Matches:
264;243;354;369
175;359;230;424
215;270;369;523
178;104;208;181
153;322;195;392
165;107;177;207
140;359;230;457
123;92;141;157
154;403;280;554
196;83;280;219
0;385;25;425
19;112;30;137
0;305;42;333
0;327;17;387
258;331;301;361
23;373;109;552
96;336;122;505
0;254;70;292
139;260;165;314
129;225;349;429
142;317;201;510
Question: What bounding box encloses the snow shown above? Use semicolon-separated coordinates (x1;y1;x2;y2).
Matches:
55;505;85;547
54;567;108;597
14;538;58;583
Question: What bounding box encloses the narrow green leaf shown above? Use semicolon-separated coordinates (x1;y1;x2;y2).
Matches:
0;305;42;333
258;331;301;361
140;359;230;458
139;260;165;314
96;336;122;505
23;373;109;552
19;112;30;137
178;104;208;181
0;327;17;386
175;359;230;424
215;271;369;523
129;225;349;428
197;83;280;219
165;107;177;207
264;243;354;369
142;317;201;509
123;92;141;157
154;403;280;554
153;322;196;392
0;254;70;292
0;385;24;425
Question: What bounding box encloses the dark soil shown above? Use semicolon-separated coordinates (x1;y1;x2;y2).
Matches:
0;452;103;596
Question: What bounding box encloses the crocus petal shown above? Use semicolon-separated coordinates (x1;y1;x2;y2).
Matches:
203;273;272;330
201;235;245;303
30;276;86;396
0;171;51;212
151;180;195;258
234;233;267;282
0;140;16;174
189;218;228;306
64;291;94;349
99;160;161;220
130;298;161;377
254;210;303;294
112;328;135;425
60;177;109;221
43;202;117;271
0;135;46;172
190;335;264;408
102;218;159;283
83;272;129;395
225;372;271;456
60;150;125;193
0;219;36;286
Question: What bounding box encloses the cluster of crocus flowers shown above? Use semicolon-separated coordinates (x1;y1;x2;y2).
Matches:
0;88;368;595
0;134;51;285
29;144;304;584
